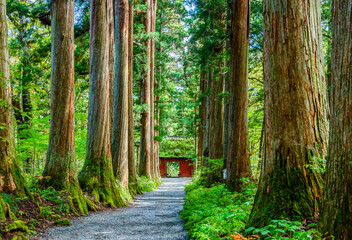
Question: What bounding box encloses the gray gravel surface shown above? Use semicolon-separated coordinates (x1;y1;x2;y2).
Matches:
41;178;191;240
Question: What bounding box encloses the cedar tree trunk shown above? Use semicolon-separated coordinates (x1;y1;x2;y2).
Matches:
225;0;251;191
43;0;96;213
139;0;152;178
247;0;328;227
0;0;30;201
318;1;352;238
112;0;130;189
79;0;126;208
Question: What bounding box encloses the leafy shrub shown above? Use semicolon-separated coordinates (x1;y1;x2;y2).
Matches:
245;220;317;240
137;176;157;193
181;179;256;240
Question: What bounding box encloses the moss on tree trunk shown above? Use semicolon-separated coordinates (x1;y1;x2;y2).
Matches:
78;0;126;208
42;0;97;214
0;0;31;201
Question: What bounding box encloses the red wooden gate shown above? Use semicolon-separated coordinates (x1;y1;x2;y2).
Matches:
159;157;194;177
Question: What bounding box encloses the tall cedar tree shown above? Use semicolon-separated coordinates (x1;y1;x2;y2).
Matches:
112;0;130;190
0;0;31;219
150;0;159;181
79;0;126;207
43;0;96;213
127;1;142;195
247;0;328;227
139;0;152;178
198;70;206;166
225;0;251;191
108;0;115;135
205;17;226;186
318;0;352;238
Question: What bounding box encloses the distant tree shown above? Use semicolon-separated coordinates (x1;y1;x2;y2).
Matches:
79;0;126;207
318;0;352;238
197;70;206;164
225;0;251;191
0;0;30;212
248;0;328;227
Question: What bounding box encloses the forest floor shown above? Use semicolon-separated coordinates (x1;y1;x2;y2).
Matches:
36;178;191;240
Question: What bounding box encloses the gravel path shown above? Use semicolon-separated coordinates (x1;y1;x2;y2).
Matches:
42;178;191;240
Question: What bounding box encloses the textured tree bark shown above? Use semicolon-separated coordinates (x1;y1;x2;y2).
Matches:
150;0;159;182
43;0;96;213
108;0;115;135
225;0;251;191
112;0;130;190
198;70;206;166
206;64;224;185
223;62;229;173
318;1;352;238
127;1;142;195
248;0;328;227
20;41;33;173
202;66;211;168
139;0;152;178
79;0;126;208
0;0;30;199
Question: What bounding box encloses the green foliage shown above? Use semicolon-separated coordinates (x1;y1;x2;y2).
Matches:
54;218;72;227
166;162;180;177
306;157;326;174
5;221;28;233
1;194;21;215
181;179;257;240
137;176;157;193
245;220;317;240
159;138;195;158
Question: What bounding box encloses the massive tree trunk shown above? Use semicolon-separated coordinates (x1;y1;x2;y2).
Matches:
139;0;152;178
112;0;130;191
318;1;352;238
43;0;96;213
127;1;142;195
0;0;30;198
247;0;328;227
79;0;126;208
225;0;251;191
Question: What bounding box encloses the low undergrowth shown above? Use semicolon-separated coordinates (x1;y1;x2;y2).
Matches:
181;179;256;240
138;176;160;193
0;185;93;240
181;178;323;240
0;176;158;239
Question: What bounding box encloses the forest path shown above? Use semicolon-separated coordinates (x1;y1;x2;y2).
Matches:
42;178;191;240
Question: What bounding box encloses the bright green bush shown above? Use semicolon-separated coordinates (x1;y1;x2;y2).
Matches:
181;178;321;240
245;220;317;240
137;176;158;193
181;179;256;240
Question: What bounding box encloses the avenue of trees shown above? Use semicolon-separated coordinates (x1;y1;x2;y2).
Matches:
0;0;351;239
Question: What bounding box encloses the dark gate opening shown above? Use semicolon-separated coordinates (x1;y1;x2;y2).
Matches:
160;157;194;177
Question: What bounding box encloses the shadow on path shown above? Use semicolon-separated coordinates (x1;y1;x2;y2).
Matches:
41;177;192;240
